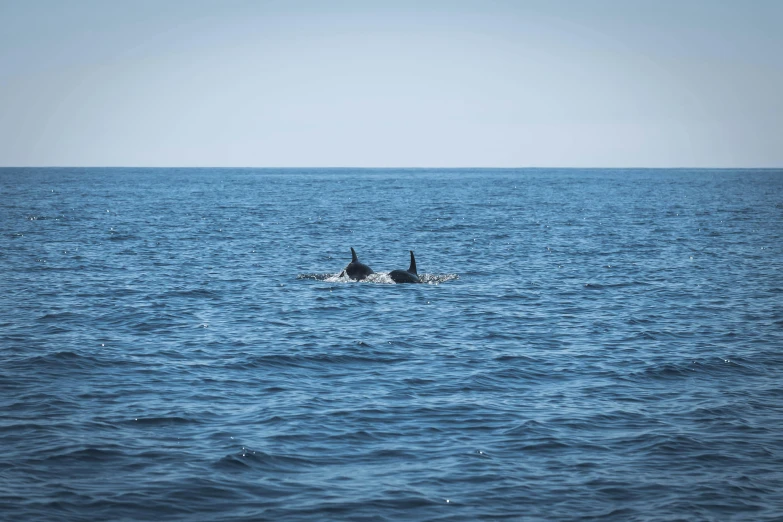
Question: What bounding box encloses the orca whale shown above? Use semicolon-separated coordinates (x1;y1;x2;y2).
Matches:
339;247;374;281
389;250;421;284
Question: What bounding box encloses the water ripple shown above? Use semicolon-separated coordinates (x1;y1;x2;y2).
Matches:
1;168;782;521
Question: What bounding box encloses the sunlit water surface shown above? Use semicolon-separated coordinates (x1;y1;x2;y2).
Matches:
1;168;782;521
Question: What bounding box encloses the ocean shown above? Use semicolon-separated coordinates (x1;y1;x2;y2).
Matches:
1;167;782;521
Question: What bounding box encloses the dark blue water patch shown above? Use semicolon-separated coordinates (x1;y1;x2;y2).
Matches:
224;351;410;371
1;168;783;521
3;350;141;375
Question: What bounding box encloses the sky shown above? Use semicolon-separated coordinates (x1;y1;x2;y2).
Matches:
1;0;781;167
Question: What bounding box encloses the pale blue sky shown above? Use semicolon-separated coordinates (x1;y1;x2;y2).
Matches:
1;0;781;167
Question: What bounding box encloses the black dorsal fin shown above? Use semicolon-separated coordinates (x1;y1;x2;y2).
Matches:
350;247;358;263
408;250;417;274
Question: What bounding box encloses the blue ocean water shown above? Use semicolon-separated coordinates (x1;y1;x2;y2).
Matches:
1;167;782;521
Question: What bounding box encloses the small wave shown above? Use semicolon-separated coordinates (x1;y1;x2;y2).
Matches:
214;448;315;473
108;233;137;241
117;311;192;333
11;351;88;370
297;272;340;281
420;273;459;284
126;416;200;427
43;444;126;464
227;351;407;370
502;419;554;436
161;288;221;299
635;362;695;380
626;357;765;382
36;311;83;322
493;354;539;363
5;350;135;374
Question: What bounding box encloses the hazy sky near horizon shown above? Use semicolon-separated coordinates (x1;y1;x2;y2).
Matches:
1;0;781;167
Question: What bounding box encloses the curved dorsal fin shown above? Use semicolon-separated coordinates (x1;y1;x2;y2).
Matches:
408;250;417;274
350;247;358;263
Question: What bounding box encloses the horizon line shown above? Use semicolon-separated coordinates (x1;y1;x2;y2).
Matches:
1;166;781;170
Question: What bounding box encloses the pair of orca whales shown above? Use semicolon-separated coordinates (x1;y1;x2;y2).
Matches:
339;247;421;284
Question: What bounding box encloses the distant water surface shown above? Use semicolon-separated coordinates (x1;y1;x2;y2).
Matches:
1;168;782;521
